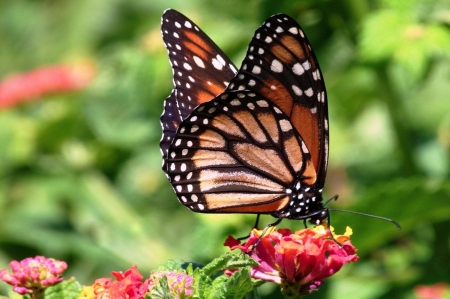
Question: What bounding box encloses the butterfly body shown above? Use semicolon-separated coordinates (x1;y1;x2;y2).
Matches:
161;10;330;226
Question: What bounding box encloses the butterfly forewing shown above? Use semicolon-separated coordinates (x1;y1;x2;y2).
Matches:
167;91;316;214
227;14;329;188
160;9;238;175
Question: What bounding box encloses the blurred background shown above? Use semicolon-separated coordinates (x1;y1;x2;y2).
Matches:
0;0;449;298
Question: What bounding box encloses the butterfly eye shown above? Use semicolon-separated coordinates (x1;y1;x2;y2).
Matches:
162;11;329;225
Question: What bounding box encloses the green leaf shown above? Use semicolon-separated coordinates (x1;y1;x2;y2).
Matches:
157;259;188;271
208;267;254;299
192;268;213;299
202;252;258;277
43;279;82;299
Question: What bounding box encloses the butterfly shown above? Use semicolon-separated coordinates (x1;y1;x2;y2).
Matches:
160;9;238;177
161;11;330;226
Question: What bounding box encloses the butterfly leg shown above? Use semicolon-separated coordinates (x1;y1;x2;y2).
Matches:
237;214;261;241
324;211;344;248
248;218;283;253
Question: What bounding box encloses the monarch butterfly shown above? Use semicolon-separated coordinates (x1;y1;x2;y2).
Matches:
161;10;330;226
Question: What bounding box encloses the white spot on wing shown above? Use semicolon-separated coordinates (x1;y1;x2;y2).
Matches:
302;61;311;70
271;59;283;73
216;55;226;66
212;58;223;70
305;88;314;97
279;119;293;132
193;56;205;68
252;65;261;74
256;100;268;107
292;63;305;75
292;85;302;96
183;63;192;70
289;27;298;34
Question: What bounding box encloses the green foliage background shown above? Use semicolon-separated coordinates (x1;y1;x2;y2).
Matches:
0;0;449;298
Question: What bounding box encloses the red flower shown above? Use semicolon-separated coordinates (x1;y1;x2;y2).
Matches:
0;62;96;109
92;265;150;299
414;282;450;299
225;225;359;297
0;255;67;296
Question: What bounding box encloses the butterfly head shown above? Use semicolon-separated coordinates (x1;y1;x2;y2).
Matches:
272;182;328;225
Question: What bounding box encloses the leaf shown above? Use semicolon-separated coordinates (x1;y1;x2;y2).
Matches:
202;252;258;277
43;279;82;299
156;259;188;271
192;269;213;299
208;267;254;299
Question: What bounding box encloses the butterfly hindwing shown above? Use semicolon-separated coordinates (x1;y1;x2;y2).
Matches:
227;14;329;187
160;9;238;175
167;90;318;215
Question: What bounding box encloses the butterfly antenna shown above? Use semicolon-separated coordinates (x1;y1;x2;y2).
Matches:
329;208;402;230
324;194;339;206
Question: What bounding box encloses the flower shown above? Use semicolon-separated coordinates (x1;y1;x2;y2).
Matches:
0;255;67;295
148;271;194;299
0;62;96;109
78;285;95;299
91;265;149;299
225;225;359;297
414;282;450;299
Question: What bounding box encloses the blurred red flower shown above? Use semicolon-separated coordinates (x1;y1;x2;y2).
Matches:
414;282;450;299
0;61;96;109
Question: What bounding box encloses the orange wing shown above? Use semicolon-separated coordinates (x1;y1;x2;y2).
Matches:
160;9;237;176
226;14;329;187
167;91;317;215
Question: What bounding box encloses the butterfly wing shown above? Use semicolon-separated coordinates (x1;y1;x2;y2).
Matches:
167;91;317;214
160;9;238;175
227;14;329;188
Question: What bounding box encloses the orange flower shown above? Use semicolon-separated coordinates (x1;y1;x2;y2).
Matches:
225;225;358;297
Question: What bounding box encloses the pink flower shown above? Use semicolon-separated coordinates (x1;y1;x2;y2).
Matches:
148;271;194;298
414;282;450;299
225;225;359;297
91;265;150;299
0;62;96;109
0;255;67;295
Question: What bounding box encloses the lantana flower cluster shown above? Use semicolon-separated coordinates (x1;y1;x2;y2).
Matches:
225;225;359;297
0;256;67;297
0;225;359;298
0;256;194;299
